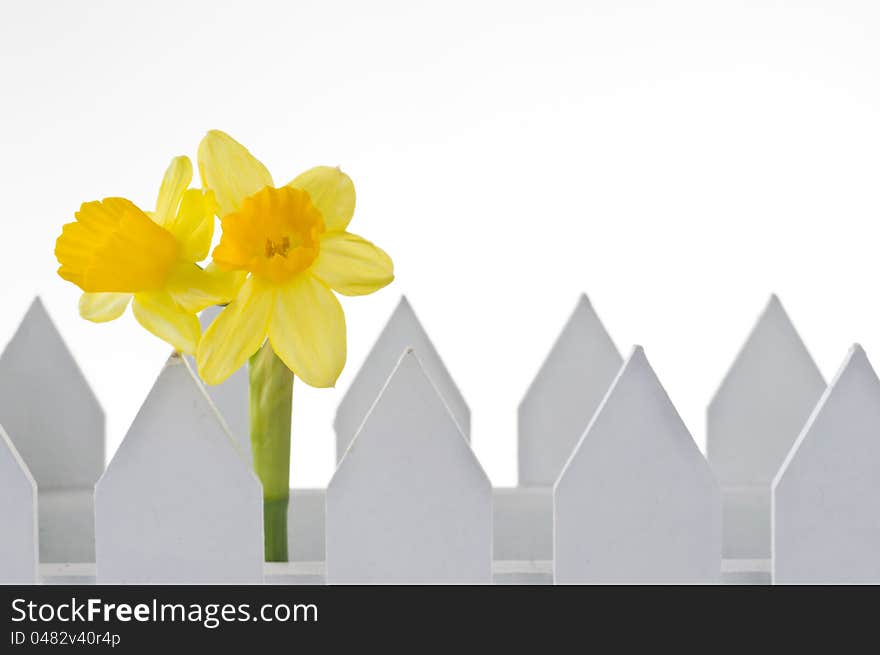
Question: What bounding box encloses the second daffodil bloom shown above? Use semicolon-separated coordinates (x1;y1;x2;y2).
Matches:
54;156;237;354
196;131;394;387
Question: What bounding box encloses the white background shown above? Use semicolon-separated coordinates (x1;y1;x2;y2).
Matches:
1;0;878;487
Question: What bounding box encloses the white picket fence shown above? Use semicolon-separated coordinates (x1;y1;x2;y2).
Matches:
1;294;878;585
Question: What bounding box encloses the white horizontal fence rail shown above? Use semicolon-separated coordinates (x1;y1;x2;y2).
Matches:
2;293;879;585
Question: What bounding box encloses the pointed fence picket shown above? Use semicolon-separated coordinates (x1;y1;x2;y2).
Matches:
94;355;263;584
555;347;721;584
334;297;470;462
707;295;825;560
518;294;622;487
2;293;880;585
773;345;880;584
0;298;102;564
326;350;492;584
186;305;252;465
499;294;622;567
0;426;37;584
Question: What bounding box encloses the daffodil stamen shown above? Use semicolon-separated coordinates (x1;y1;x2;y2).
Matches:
265;236;291;258
212;186;325;285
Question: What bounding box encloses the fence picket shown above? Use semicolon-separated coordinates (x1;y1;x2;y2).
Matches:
0;425;37;584
773;345;880;583
187;305;252;464
0;297;103;563
707;295;825;559
334;297;470;462
518;295;622;486
555;347;721;583
94;355;263;584
326;349;492;584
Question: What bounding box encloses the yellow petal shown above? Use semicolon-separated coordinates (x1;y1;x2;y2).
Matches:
154;156;193;226
56;198;179;292
269;274;346;388
207;261;248;295
79;292;132;322
197;276;273;384
164;189;217;262
311;231;394;296
132;291;201;354
163;262;232;313
288;166;355;232
198;130;273;217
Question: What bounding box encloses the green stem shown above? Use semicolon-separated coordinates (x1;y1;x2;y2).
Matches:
249;343;293;562
263;497;289;562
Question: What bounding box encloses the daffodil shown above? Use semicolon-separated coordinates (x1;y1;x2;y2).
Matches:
195;130;394;386
195;130;393;561
55;156;238;354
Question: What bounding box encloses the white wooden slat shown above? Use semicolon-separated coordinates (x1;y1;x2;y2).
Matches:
0;298;103;564
707;295;825;558
518;295;622;486
95;355;263;584
0;297;104;489
0;425;38;584
773;345;880;584
187;305;252;465
326;349;492;584
555;347;721;583
334;297;469;462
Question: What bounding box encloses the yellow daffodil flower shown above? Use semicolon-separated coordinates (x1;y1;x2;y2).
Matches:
196;130;394;387
55;156;238;354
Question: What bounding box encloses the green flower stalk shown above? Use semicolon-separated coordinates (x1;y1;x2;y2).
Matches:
249;343;293;562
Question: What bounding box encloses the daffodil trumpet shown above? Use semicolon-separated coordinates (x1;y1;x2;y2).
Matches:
54;156;239;354
195;131;394;561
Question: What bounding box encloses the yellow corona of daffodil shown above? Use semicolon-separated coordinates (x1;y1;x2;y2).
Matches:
195;130;394;387
54;156;238;354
